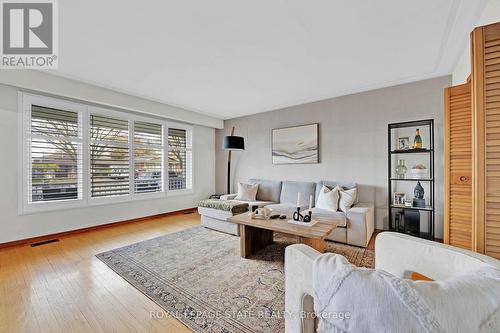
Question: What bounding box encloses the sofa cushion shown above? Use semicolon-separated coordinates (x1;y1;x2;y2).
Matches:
315;186;340;211
337;186;357;213
280;181;316;206
315;181;357;205
220;193;237;200
234;182;259;201
198;207;235;220
198;199;249;214
201;214;239;236
249;179;282;203
233;200;276;209
302;207;347;227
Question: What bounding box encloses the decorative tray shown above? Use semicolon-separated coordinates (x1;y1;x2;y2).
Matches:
287;219;318;227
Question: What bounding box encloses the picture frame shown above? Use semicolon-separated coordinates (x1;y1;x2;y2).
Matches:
272;123;319;164
397;136;410;150
393;192;406;206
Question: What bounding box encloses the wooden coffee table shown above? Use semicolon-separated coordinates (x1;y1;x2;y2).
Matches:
227;213;337;258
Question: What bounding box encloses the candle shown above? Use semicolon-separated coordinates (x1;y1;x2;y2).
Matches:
297;192;300;207
309;195;313;211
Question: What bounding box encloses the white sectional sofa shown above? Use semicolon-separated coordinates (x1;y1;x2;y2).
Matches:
198;179;374;247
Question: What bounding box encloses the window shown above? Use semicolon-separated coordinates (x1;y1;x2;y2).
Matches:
90;114;130;198
134;121;163;194
168;127;192;191
21;93;193;213
29;104;82;203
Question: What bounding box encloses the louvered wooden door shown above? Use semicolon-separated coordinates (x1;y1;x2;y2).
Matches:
444;83;472;249
472;22;500;259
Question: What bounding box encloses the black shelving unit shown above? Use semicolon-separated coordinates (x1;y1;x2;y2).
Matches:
388;119;435;240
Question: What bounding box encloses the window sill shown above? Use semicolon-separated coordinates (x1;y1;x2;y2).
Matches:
19;189;197;215
167;189;194;197
87;191;166;207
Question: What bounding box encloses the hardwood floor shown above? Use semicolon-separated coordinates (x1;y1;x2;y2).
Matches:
0;211;381;333
0;210;199;333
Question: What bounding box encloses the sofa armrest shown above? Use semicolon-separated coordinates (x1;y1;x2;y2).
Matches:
345;202;374;247
285;244;321;333
220;193;237;200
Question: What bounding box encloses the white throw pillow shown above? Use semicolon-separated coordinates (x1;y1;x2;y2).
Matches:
316;186;340;211
234;182;259;201
337;186;357;213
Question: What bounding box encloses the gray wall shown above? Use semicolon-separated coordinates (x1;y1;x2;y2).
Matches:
215;76;451;238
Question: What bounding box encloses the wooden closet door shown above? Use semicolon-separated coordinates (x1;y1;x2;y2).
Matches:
444;83;473;249
472;22;500;259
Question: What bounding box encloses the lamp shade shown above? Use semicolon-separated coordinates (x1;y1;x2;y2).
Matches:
223;135;245;150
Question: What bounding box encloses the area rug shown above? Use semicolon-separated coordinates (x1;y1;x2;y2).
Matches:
96;226;374;333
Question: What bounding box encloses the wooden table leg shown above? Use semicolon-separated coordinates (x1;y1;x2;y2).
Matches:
240;225;252;258
297;236;325;253
239;225;273;258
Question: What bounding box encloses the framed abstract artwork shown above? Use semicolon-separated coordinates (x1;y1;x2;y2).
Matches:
272;123;319;164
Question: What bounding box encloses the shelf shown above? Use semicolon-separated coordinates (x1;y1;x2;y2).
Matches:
418;232;433;240
388;119;433;129
390;178;433;182
390;149;432;154
390;205;433;211
388;229;433;240
388;119;434;241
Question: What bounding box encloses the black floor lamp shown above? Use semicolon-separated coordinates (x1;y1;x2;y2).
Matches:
223;127;245;194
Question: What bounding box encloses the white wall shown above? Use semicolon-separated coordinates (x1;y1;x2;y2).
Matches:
452;0;500;84
0;84;215;244
215;76;450;238
0;70;223;129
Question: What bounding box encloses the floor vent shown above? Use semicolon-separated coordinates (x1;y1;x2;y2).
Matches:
31;239;59;247
183;211;195;215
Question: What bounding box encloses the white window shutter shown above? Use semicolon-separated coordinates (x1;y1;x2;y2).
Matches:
30;105;82;203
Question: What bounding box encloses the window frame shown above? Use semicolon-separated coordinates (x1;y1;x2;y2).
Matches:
87;107;167;205
19;92;194;214
19;93;87;214
132;119;165;196
166;122;194;196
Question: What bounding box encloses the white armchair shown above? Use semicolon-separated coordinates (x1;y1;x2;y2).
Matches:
284;232;500;333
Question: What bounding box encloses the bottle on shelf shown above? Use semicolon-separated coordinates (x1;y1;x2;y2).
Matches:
413;128;422;149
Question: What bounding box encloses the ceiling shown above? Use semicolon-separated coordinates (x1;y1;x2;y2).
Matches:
54;0;486;120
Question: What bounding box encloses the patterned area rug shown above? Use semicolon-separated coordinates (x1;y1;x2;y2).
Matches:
96;226;374;333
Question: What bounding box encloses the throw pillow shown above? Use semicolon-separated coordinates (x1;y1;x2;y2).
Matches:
316;185;340;211
403;270;434;281
337;186;357;213
234;182;259;201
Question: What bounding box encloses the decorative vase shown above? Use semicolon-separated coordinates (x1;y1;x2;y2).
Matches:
414;128;422;149
395;159;407;178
